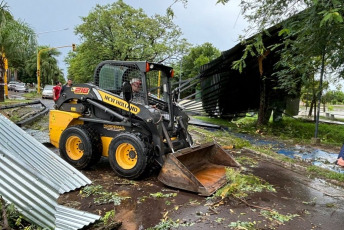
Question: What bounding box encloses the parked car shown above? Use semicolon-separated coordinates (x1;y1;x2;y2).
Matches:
42;85;54;99
14;83;29;93
8;81;20;91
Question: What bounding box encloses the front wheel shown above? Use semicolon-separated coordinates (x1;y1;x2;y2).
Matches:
108;133;148;179
59;125;102;169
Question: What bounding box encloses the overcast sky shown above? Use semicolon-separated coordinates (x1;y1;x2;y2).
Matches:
7;0;248;78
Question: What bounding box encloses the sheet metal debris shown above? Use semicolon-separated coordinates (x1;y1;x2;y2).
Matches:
0;114;100;229
0;114;91;193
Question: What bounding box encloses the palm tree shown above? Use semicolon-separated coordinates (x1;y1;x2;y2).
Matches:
25;47;62;86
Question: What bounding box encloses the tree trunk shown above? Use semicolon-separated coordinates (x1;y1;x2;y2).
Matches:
323;103;326;112
257;79;270;126
308;98;315;117
1;197;10;230
313;101;316;121
14;69;18;81
314;50;326;138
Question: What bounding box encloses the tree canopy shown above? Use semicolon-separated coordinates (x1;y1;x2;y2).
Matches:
0;2;36;70
213;0;344;127
0;1;37;101
24;46;64;85
181;42;221;80
67;0;190;83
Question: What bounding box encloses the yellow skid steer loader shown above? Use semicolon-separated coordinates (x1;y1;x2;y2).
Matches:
49;61;240;196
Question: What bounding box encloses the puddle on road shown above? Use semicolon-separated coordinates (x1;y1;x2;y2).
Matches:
195;121;344;174
231;130;344;174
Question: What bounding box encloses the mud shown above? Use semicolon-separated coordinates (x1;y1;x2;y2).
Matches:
55;147;344;230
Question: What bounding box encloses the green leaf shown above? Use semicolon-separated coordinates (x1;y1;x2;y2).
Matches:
278;28;290;36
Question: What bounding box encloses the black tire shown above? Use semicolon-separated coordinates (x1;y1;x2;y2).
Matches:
108;133;148;179
59;125;102;169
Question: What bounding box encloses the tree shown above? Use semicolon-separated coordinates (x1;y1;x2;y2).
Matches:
219;1;344;130
25;46;63;86
66;0;190;83
181;42;221;79
0;1;36;101
173;42;221;98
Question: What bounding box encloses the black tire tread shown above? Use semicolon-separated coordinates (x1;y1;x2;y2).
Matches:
59;125;102;169
108;132;149;179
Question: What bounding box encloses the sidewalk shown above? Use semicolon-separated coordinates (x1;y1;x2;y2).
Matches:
296;109;344;125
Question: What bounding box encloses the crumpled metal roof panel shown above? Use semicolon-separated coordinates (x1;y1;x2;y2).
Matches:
0;146;100;229
55;205;101;230
0;147;58;228
0;114;91;193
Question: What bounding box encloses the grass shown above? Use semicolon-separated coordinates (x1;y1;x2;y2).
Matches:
29;115;49;131
0;99;32;106
191;116;344;186
147;218;194;230
307;165;344;182
189;126;251;148
80;185;129;205
23;91;40;99
194;115;344;146
0;198;42;229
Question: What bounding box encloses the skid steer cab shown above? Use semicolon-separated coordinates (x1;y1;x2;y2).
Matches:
49;61;240;196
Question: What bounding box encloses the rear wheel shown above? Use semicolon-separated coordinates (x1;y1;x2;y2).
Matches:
59;125;102;169
108;133;148;179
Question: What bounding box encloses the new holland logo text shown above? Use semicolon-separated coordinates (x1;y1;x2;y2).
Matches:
98;90;140;114
72;87;90;94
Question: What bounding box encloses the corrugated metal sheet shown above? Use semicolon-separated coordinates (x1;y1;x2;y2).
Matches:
55;206;100;230
0;114;101;229
0;147;100;229
0;114;91;193
0;146;58;228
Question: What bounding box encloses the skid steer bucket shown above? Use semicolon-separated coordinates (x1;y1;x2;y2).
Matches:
158;142;241;196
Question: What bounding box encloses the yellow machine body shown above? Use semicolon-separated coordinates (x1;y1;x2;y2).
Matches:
49;110;83;148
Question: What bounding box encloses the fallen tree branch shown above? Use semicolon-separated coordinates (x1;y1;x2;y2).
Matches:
1;196;11;230
235;196;274;212
323;192;344;198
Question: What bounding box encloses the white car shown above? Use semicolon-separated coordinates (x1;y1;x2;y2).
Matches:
42;85;54;99
8;81;20;91
14;83;29;93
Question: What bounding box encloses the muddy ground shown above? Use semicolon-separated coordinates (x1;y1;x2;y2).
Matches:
25;113;344;230
2;95;344;230
55;149;344;230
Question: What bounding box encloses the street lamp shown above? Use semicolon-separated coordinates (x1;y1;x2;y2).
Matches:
36;44;76;94
36;27;69;36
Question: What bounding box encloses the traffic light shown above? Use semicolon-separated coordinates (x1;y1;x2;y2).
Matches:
72;44;76;51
